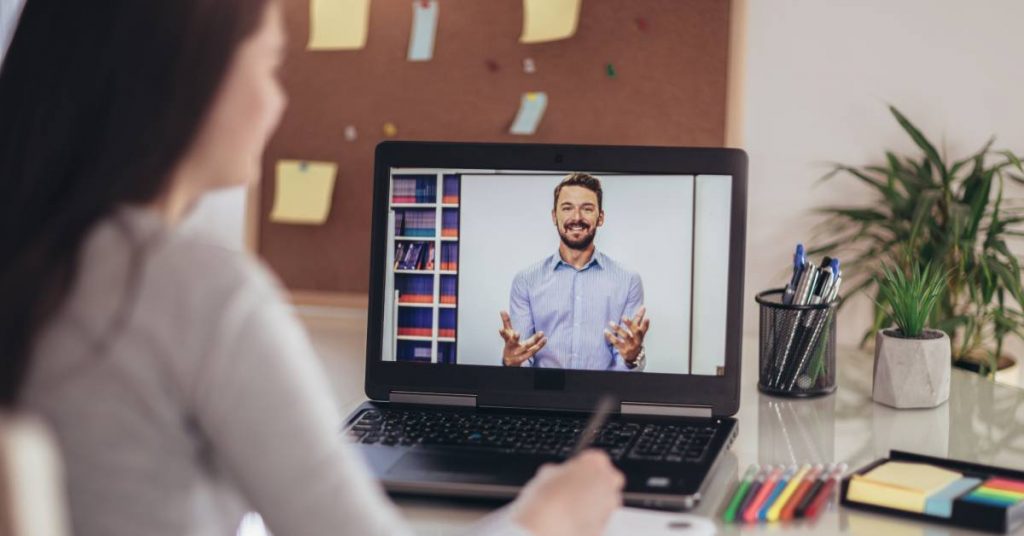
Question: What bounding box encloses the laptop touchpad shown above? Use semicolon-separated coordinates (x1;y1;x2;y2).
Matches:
387;451;538;485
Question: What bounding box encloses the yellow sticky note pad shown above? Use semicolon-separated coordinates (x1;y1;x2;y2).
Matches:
308;0;371;50
270;160;337;225
520;0;581;44
846;462;962;513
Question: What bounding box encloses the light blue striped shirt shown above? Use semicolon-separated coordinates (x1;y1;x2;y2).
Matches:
508;250;644;371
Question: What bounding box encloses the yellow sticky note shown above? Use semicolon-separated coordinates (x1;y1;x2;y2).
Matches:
520;0;581;44
308;0;371;50
270;160;337;225
846;462;962;513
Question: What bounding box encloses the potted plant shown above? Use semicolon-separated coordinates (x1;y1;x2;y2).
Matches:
811;106;1024;380
873;263;950;408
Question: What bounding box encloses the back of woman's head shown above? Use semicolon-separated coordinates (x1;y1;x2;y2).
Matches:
0;0;271;406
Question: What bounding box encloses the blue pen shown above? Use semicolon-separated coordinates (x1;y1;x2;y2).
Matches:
758;466;796;521
830;258;840;280
783;244;805;304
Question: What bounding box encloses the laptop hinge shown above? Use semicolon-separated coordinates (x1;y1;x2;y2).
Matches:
620;402;713;418
388;391;477;407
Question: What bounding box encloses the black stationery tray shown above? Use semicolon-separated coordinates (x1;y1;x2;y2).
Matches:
840;450;1024;533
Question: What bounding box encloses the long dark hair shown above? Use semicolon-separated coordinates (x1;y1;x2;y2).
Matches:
0;0;270;406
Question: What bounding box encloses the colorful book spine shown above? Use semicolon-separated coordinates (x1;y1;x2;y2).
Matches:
392;175;437;204
440;243;458;271
441;209;459;237
440;275;457;304
437;342;457;364
442;174;460;204
438;309;456;339
396;340;432;362
395;209;435;237
396;274;433;303
397;307;433;337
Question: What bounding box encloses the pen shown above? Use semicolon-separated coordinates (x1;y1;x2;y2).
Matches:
783;245;805;305
758;465;796;521
723;464;759;523
571;395;615;456
743;465;782;522
736;467;766;522
794;463;832;517
767;464;810;521
780;464;823;521
803;463;847;519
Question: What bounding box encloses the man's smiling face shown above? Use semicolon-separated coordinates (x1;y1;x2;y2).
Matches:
552;185;604;250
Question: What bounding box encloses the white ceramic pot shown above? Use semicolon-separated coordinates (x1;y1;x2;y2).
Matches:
872;329;951;409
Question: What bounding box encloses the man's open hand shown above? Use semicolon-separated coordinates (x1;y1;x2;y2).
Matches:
604;306;649;364
499;311;547;366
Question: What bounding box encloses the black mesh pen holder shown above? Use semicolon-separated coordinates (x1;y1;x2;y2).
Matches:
756;288;837;397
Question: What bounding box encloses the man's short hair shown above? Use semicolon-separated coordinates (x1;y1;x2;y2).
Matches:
553;173;603;210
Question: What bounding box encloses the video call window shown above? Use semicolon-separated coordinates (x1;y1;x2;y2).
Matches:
381;169;732;376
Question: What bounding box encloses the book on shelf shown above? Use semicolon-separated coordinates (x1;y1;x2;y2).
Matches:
443;174;460;204
437;342;457;364
438;308;456;338
396;274;433;303
441;243;458;271
440;275;457;304
392;175;437;204
397;307;432;337
395;208;435;237
441;209;459;237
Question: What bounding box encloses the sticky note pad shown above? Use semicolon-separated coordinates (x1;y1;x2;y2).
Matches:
972;487;1024;502
270;160;337;225
520;0;581;44
509;92;548;135
846;462;962;513
986;477;1024;494
963;492;1020;507
924;477;981;518
407;0;438;62
308;0;371;50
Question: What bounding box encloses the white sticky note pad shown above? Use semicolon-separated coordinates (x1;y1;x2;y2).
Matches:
509;92;548;135
270;160;337;225
407;0;439;62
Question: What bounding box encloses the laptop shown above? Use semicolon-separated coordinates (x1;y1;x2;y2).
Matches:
344;141;747;509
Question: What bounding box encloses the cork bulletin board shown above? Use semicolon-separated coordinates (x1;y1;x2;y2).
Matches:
252;0;745;304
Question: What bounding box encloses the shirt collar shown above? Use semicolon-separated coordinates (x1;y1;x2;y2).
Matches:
551;249;604;272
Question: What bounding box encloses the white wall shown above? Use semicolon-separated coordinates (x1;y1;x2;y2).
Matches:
741;0;1024;349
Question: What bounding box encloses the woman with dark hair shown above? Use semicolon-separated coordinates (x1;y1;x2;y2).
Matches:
0;1;623;535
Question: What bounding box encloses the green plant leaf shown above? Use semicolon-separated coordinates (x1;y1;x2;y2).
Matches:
889;106;947;182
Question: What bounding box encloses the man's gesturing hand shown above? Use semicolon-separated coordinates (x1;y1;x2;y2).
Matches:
604;306;650;364
499;310;546;366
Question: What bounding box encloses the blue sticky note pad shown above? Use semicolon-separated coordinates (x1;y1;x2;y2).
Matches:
407;0;439;62
924;477;981;518
509;92;548;135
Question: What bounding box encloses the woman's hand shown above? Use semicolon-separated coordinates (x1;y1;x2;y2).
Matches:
508;450;625;536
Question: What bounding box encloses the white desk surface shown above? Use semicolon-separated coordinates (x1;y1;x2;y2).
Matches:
302;311;1024;536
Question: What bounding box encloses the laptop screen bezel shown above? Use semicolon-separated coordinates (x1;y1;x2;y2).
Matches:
365;141;747;417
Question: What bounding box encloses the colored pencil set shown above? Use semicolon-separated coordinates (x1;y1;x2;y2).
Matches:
723;462;847;523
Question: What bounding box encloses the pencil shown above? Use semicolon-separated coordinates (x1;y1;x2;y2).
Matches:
742;465;782;522
781;464;822;521
758;465;797;521
767;464;810;521
723;464;759;523
803;463;847;519
736;468;766;522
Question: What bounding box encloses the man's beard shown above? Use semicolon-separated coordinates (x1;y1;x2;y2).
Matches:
559;223;596;250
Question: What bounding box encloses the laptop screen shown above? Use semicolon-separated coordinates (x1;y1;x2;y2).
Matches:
382;168;732;376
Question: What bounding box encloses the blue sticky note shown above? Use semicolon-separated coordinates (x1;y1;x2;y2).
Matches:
509;92;548;135
924;477;981;518
407;0;438;62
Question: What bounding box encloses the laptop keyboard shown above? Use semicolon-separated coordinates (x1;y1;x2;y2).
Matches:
346;408;719;463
